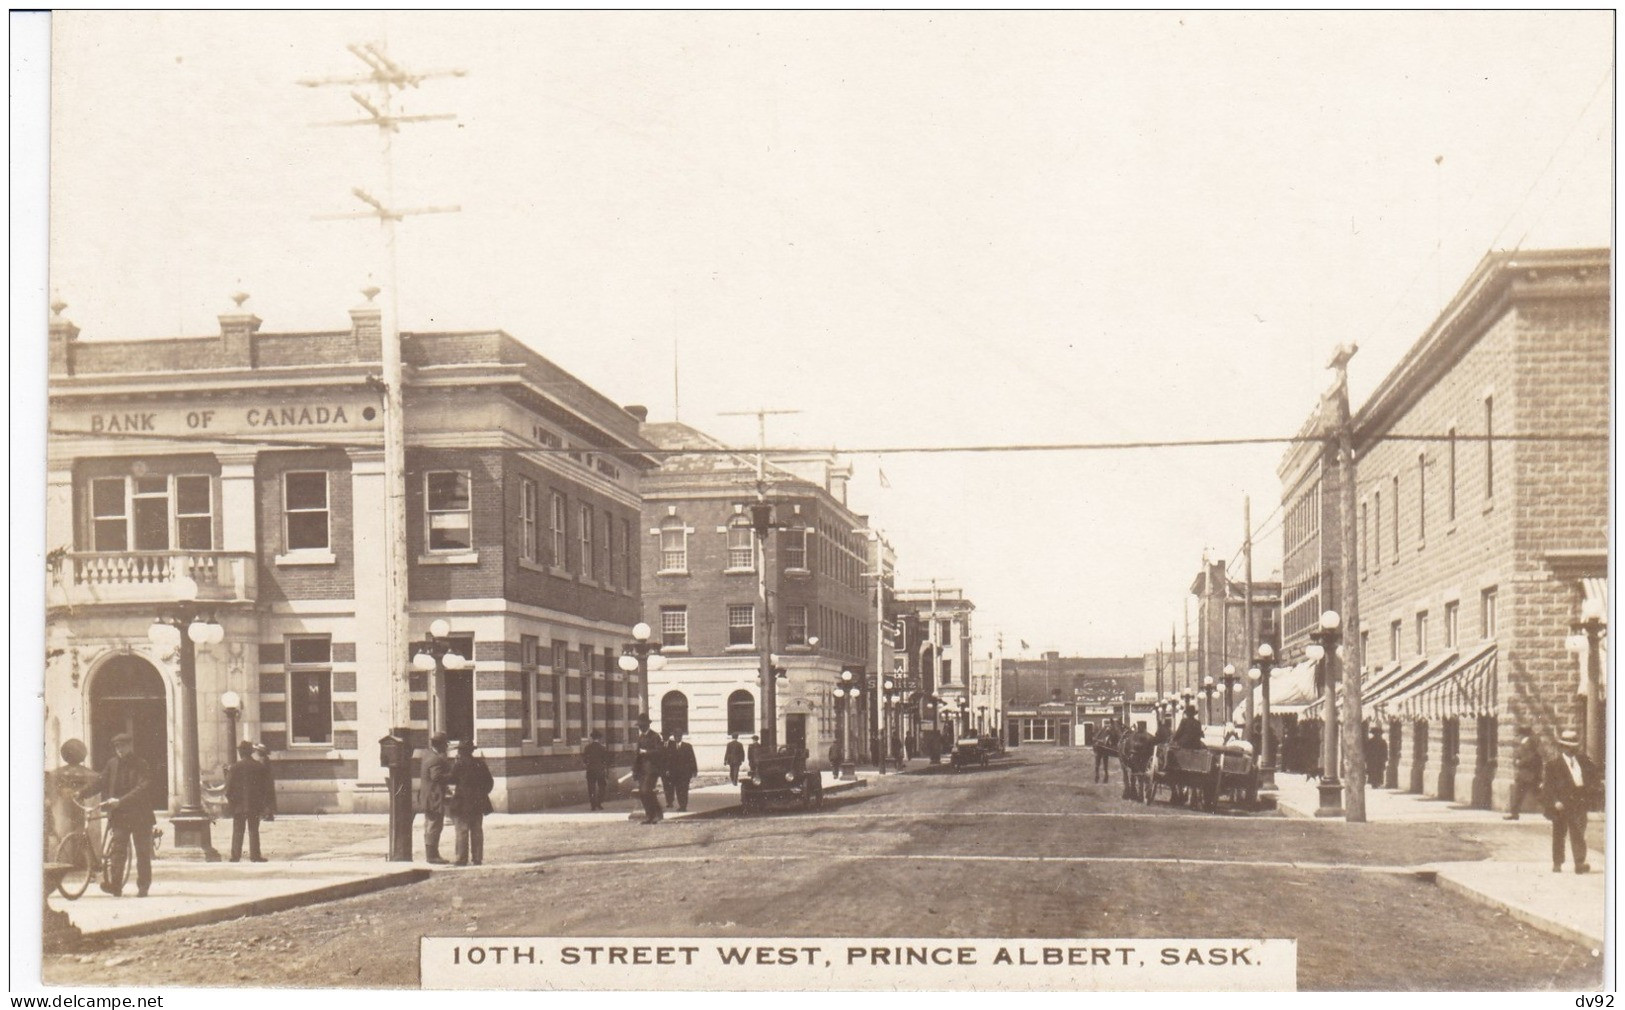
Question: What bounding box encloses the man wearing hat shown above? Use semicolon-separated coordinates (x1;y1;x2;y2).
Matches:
252;742;277;821
75;732;155;896
632;715;665;824
418;733;452;863
1543;728;1601;873
225;740;271;862
449;741;494;866
581;730;610;811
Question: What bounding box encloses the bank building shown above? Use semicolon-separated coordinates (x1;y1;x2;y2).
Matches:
45;296;660;822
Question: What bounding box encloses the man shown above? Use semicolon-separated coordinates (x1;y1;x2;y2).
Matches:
724;734;745;785
1505;725;1542;820
225;740;271;862
746;735;762;777
1543;729;1601;874
662;735;680;807
252;742;277;821
1093;719;1118;783
633;715;666;824
670;733;698;811
418;733;451;864
449;741;494;866
1121;721;1154;800
582;730;610;810
890;730;905;771
1362;724;1386;789
1172;705;1205;749
75;731;155;897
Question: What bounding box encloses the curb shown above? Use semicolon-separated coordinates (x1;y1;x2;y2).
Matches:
71;867;432;942
1419;869;1603;950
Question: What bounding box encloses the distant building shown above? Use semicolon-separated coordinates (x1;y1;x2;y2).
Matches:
896;585;975;742
1188;560;1283;718
1000;653;1143;747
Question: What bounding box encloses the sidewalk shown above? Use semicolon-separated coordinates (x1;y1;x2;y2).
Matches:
1272;775;1517;823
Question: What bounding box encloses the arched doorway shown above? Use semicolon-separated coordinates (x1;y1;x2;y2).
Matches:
661;690;689;737
89;655;169;811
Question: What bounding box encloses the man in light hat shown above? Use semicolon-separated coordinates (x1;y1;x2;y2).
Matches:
418;732;452;863
632;715;665;824
76;731;155;896
1542;728;1600;873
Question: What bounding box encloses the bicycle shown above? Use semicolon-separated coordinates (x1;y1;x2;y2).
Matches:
53;798;132;899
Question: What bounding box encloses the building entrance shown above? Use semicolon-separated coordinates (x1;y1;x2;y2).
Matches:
89;654;168;810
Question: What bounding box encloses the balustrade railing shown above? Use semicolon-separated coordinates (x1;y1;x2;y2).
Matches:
55;551;256;604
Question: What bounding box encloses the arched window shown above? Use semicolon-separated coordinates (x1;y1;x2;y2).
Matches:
727;690;755;736
661;690;689;737
726;516;755;571
659;516;687;572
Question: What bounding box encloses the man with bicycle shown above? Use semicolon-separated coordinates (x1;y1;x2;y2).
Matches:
76;731;155;896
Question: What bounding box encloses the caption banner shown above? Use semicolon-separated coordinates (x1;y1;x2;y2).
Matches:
421;936;1297;990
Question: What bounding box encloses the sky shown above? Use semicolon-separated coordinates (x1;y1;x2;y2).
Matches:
39;11;1615;658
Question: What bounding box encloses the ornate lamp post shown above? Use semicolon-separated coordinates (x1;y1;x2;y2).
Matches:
410;619;471;739
1564;599;1607;762
832;670;860;779
1221;664;1238;723
220;690;242;777
1251;642;1276;790
617;622;668;724
147;579;224;859
1307;609;1344;816
1201;676;1217;724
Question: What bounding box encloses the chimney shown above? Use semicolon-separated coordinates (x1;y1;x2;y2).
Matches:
828;464;852;506
48;300;79;376
623;404;649;423
350;286;382;361
219;291;261;367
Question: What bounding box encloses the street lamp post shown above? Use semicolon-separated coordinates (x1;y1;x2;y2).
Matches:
617;622;668;724
220;691;242;777
1308;610;1344;816
147;584;224;860
1201;676;1217;725
833;669;860;779
1564;599;1607;763
410;619;471;741
1252;642;1276;790
1221;664;1238;724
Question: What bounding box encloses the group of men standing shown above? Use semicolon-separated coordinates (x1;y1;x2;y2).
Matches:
417;733;496;865
629;715;700;824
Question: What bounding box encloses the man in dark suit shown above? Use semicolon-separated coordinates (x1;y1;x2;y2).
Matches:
662;735;680;807
746;735;761;776
724;734;745;785
670;733;698;811
418;733;451;863
1172;706;1206;749
76;731;155;896
582;730;610;810
633;715;666;824
1544;729;1601;874
449;741;494;866
1504;725;1542;820
225;740;271;862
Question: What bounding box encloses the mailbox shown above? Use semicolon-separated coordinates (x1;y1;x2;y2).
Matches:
378;733;411;770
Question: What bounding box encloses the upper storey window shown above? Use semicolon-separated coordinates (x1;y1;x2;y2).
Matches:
90;474;213;551
425;471;472;552
284;471;329;552
659;516;688;572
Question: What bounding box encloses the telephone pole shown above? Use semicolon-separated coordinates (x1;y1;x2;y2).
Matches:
1331;344;1367;822
301;41;463;861
1243;495;1255;729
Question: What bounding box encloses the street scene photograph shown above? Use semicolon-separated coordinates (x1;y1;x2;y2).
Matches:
14;9;1614;995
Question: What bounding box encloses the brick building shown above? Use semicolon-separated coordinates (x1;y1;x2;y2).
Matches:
45;298;657;815
896;585;975;744
1281;247;1609;809
636;423;885;771
1188;560;1283;720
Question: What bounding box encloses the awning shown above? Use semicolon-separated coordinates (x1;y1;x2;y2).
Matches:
1231;659;1319;722
1362;656;1430;708
1367;652;1454;715
1386;642;1498;721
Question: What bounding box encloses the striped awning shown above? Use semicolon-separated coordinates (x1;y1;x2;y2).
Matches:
1390;643;1498;721
1230;659;1319;722
1367;652;1454;716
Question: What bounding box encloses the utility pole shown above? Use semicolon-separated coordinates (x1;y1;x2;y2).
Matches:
1243;495;1256;729
1331;343;1367;822
719;408;799;752
1182;599;1192;695
302;41;463;862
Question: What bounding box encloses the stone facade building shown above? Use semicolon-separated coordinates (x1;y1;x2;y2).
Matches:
45;299;656;815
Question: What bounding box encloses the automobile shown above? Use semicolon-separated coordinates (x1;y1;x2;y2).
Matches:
950;736;990;769
740;748;824;814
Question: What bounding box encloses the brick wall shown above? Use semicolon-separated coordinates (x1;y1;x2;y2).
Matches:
256;449;356;603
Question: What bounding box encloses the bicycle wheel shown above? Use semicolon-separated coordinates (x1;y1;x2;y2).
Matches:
53;833;95;899
102;828;130;895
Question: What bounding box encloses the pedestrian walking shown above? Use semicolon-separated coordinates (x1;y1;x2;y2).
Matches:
450;741;494;866
633;715;666;824
746;735;761;776
74;731;155;897
252;742;277;821
1543;729;1600;874
724;734;745;785
582;730;610;810
1363;724;1387;789
1504;725;1542;820
418;732;451;864
225;740;271;862
670;733;698;811
662;735;680;807
890;730;905;770
1093;720;1118;783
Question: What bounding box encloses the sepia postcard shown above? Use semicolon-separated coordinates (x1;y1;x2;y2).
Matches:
14;10;1615;998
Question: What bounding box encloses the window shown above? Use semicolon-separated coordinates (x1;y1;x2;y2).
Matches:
939;620;953;645
1484;396;1495;499
727;690;755;736
284;471;329;551
660;606;688;649
1444;602;1459;649
89;474;216;552
520;479;539;562
130;476;170;550
786;605;808;646
1360;502;1368;575
288;636;332;745
1417;453;1427;542
90;478;128;550
1389;621;1402;663
550;640;568;740
659;516;687;572
1481;587;1498;640
661;691;689;738
603;515;616;588
1361;630;1370;672
1415;611;1429;655
941;658;953;684
550;491;567;567
1373;492;1381;567
425;471;472;551
1391;475;1400;557
175;475;212;549
727;517;755;570
728;604;755;647
1447;427;1458;521
520;635;539;741
783;528;807;570
620;518;633;588
578;503;593;577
